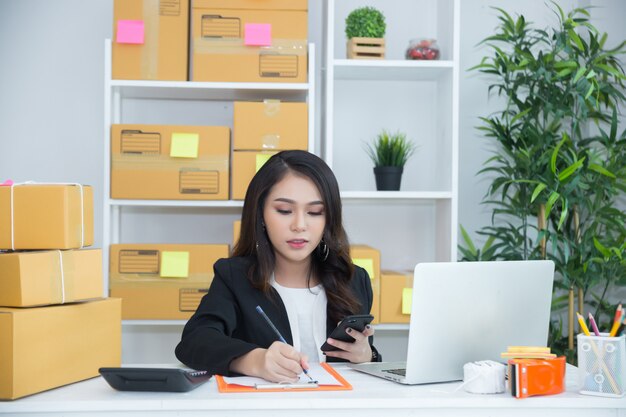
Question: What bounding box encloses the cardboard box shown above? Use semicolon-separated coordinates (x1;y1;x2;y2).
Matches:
380;270;414;324
191;0;308;82
350;245;380;324
0;249;102;307
111;125;230;200
234;101;308;151
0;298;121;400
233;220;241;249
109;244;229;319
0;184;94;250
232;151;278;200
112;0;189;80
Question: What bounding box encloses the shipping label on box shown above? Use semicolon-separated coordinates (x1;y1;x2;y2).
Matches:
380;270;414;324
0;184;94;250
0;249;102;307
0;298;121;400
109;244;229;319
111;125;230;200
234;101;308;151
112;0;189;80
190;6;307;82
350;245;381;324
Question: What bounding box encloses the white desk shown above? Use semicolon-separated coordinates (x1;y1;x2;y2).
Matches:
1;365;625;417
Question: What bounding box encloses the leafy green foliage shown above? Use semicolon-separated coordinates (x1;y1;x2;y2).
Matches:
364;130;416;167
345;7;386;39
463;2;626;359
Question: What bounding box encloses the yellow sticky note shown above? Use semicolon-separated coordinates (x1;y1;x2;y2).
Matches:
402;288;413;315
160;251;190;278
170;133;199;158
353;258;375;280
256;153;273;172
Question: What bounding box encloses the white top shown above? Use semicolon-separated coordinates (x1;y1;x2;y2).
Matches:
271;276;327;363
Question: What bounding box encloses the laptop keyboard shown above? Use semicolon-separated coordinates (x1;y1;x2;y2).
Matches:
383;368;406;376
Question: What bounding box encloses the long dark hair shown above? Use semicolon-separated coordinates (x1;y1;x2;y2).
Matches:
232;150;359;323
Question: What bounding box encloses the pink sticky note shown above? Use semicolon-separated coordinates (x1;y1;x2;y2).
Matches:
244;23;271;46
117;20;144;44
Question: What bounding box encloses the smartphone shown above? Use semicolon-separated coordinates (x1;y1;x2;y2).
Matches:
320;314;374;352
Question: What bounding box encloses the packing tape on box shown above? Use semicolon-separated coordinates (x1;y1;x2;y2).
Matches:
112;154;229;171
260;100;281;149
7;182;86;250
110;272;212;284
263;99;281;116
141;0;160;79
193;38;307;56
260;134;281;149
52;250;77;304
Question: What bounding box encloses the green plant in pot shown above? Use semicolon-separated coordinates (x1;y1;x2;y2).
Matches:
365;130;416;191
345;6;386;59
463;3;626;362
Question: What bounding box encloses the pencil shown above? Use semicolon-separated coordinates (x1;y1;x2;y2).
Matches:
255;305;313;381
588;313;601;337
616;318;626;337
609;304;623;337
576;312;591;336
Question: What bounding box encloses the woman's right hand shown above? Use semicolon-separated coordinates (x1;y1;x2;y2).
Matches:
260;341;309;382
231;341;308;383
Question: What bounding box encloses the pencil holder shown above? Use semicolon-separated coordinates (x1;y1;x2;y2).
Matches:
577;333;625;397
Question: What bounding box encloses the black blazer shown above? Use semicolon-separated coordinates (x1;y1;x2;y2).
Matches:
175;256;381;375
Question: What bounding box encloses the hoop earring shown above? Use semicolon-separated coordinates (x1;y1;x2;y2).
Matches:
319;239;329;261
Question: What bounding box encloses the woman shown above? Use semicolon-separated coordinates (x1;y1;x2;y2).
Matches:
175;150;380;383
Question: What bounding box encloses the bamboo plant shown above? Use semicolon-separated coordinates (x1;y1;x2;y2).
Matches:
464;3;626;361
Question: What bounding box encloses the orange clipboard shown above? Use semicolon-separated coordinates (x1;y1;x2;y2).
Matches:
215;362;353;393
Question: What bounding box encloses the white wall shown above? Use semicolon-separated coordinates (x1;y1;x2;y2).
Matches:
1;0;624;363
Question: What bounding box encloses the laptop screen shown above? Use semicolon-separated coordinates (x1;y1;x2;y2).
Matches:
404;260;554;384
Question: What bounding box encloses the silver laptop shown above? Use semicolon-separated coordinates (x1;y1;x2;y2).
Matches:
349;260;554;385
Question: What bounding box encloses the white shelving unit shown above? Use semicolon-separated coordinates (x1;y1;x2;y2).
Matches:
102;40;316;359
323;0;460;271
322;0;459;361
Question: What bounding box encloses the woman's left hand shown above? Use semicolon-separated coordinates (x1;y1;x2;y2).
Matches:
323;325;374;363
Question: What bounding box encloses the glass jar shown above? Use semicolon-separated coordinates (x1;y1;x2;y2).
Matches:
405;38;440;60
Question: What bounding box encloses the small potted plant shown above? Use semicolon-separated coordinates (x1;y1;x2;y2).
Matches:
345;6;386;59
364;130;416;191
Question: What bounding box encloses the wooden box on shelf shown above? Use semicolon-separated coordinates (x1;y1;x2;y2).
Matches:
347;37;385;59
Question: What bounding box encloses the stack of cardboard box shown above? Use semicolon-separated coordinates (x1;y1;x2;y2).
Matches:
232;100;308;200
0;184;121;400
112;0;309;83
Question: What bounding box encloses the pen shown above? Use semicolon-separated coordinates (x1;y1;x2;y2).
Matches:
588;312;601;336
255;305;314;381
576;312;591;336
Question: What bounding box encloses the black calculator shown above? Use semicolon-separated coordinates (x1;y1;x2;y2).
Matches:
99;367;212;392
